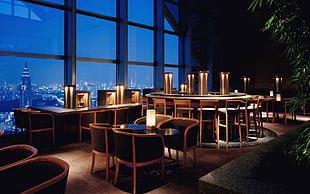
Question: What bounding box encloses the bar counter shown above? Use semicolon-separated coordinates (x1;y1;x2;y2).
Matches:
146;92;252;100
29;103;141;145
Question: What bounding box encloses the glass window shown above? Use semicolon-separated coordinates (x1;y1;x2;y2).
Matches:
164;33;179;65
0;56;64;134
164;1;178;23
128;65;153;89
76;61;116;106
43;0;64;4
0;1;64;55
164;17;174;31
77;14;116;59
164;67;178;90
77;0;116;17
128;0;154;26
128;25;154;62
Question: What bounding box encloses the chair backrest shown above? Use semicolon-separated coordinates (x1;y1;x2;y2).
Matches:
80;111;96;129
0;156;69;194
111;107;129;127
95;109;112;124
128;105;142;123
28;112;54;131
156;117;199;133
13;108;31;129
156;118;199;148
113;129;164;163
0;144;38;170
153;98;167;114
90;123;114;154
134;114;172;125
174;99;192;117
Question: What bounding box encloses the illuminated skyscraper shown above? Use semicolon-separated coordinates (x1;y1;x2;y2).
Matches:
20;62;32;108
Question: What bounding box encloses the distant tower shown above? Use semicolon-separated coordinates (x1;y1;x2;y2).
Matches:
20;62;32;108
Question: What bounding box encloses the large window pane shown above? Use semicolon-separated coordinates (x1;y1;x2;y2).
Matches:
0;56;64;134
0;1;64;55
165;67;178;90
76;62;116;106
128;26;154;62
77;14;116;59
128;0;153;26
128;65;153;89
43;0;64;4
77;0;116;17
164;34;179;65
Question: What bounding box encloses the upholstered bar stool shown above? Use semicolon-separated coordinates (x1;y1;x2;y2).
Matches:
198;100;219;145
217;100;242;144
173;99;194;118
153;98;173;116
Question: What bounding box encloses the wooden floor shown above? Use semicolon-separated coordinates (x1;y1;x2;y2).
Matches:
36;117;307;194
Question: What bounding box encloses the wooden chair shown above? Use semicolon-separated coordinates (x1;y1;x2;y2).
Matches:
0;156;69;194
80;109;112;142
156;117;199;169
153;98;168;115
79;111;96;142
113;129;165;194
217;100;242;144
134;114;172;125
198;100;219;145
173;99;194;118
13;108;31;134
28;112;55;145
89;123;115;181
111;107;129;127
0;144;38;171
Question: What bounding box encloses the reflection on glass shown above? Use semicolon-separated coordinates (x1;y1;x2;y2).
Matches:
128;25;154;62
0;1;64;55
0;56;63;134
77;14;116;59
128;65;153;89
76;61;116;106
128;0;153;26
164;34;179;65
77;0;116;17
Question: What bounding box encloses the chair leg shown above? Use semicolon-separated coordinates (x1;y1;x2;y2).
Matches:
193;149;197;167
183;151;187;169
90;153;95;174
105;154;109;181
79;128;82;142
161;159;165;179
168;148;172;159
113;161;120;185
133;166;137;194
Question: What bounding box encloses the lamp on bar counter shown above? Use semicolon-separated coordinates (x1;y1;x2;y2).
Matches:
180;83;187;93
187;73;195;94
64;85;76;109
115;84;124;104
164;72;173;94
198;71;209;95
219;72;230;95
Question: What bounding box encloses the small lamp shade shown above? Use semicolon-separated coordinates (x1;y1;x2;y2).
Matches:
146;109;156;129
276;94;281;101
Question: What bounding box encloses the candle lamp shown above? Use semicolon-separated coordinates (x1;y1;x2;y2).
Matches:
219;72;230;95
198;71;209;95
187;73;195;94
164;72;173;94
115;84;125;104
146;109;156;130
64;85;76;109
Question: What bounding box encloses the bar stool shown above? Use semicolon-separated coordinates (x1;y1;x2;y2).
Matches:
153;98;173;115
217;100;242;144
173;99;194;118
198;100;218;145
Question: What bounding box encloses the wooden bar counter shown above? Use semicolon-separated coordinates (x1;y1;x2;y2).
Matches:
30;103;141;145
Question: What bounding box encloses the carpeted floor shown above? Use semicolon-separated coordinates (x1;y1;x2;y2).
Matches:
36;120;303;194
